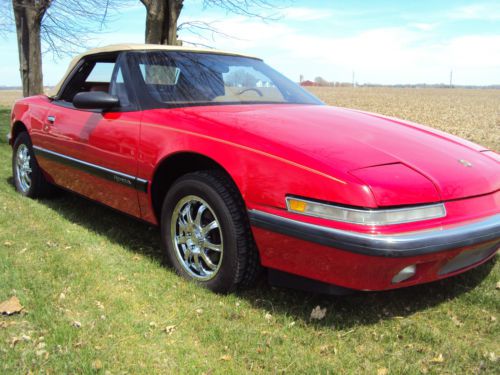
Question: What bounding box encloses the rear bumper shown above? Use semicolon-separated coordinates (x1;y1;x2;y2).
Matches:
249;210;499;291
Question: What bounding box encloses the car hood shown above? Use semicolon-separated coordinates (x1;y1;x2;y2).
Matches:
178;104;500;203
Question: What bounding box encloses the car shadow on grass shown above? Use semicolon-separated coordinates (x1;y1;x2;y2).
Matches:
239;258;495;328
13;180;496;329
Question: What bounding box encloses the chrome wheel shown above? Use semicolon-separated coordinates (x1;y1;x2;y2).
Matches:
15;144;32;193
170;195;224;281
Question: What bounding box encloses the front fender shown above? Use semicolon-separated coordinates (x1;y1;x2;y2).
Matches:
138;111;376;214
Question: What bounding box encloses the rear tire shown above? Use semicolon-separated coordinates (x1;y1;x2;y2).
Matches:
12;132;54;198
161;170;260;293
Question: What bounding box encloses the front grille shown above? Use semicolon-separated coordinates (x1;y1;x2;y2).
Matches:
438;242;498;276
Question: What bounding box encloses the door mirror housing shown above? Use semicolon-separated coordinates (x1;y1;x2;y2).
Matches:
73;91;120;110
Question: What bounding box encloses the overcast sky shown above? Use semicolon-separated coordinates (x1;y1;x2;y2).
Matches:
1;0;499;86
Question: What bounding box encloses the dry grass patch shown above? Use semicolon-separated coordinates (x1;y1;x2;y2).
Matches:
0;91;21;107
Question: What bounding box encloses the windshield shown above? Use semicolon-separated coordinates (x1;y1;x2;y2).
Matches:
127;51;323;107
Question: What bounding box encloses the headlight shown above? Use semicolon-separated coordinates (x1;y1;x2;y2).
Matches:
286;197;446;225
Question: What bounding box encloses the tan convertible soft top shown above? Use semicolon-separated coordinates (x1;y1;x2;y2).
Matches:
48;43;259;98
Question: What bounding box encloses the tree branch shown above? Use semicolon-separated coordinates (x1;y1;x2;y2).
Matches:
40;0;130;57
0;0;14;35
202;0;283;21
178;20;241;43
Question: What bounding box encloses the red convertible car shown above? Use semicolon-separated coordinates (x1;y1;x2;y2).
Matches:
9;44;500;293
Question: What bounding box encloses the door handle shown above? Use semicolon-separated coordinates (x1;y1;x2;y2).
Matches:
47;115;56;124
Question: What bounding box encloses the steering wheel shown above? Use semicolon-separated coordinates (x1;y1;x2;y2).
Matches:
237;88;264;97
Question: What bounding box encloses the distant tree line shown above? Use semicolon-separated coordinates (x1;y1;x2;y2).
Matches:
300;76;500;89
299;77;355;87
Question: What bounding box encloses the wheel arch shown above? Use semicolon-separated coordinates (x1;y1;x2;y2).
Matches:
10;121;29;146
150;151;242;223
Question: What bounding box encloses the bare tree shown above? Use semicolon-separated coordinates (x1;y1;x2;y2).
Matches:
140;0;183;45
10;0;50;96
40;1;124;57
202;0;277;18
0;0;13;35
2;0;127;97
141;0;279;46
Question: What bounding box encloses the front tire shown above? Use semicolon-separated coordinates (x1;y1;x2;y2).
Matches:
161;170;260;293
12;132;53;198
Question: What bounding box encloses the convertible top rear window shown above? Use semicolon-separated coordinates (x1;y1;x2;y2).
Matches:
127;51;323;107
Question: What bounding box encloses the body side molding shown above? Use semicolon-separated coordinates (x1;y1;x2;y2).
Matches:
33;146;148;192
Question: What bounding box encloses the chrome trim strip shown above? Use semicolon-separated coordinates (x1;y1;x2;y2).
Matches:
248;210;500;257
285;196;447;225
34;146;136;179
33;145;148;192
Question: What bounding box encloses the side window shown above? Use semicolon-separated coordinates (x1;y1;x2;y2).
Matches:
59;60;116;102
58;56;132;109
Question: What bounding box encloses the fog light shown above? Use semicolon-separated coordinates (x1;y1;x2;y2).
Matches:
392;265;416;284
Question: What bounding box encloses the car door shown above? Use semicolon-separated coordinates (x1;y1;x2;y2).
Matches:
34;54;143;217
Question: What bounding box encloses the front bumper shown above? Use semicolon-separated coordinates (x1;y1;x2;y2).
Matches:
249;211;500;257
249;210;500;291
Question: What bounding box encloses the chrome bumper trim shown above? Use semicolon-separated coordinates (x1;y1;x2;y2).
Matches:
248;210;500;257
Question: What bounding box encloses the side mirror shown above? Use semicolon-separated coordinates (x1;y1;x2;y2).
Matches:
73;91;120;110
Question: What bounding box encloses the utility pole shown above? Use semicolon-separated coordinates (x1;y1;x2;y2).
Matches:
449;69;453;88
352;71;355;87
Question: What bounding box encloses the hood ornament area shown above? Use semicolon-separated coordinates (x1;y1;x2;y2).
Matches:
458;159;473;167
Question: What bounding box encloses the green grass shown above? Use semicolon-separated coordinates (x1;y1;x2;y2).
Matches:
0;106;498;374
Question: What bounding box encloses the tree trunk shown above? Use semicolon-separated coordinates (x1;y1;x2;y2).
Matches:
144;0;165;44
12;0;46;97
166;0;182;45
143;0;183;45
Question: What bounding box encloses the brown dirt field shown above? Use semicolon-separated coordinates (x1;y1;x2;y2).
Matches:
307;87;500;151
0;90;22;108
